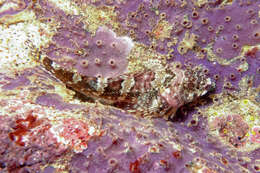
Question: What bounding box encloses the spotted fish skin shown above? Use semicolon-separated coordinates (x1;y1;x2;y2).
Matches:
42;57;214;119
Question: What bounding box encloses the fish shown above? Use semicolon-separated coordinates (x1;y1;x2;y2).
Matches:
42;56;215;119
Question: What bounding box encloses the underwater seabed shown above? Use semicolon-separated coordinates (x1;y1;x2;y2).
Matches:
0;0;259;172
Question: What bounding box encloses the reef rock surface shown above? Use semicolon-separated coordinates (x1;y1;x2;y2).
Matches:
0;0;259;173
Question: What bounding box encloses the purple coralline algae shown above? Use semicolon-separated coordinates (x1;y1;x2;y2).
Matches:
84;0;260;93
0;0;259;173
45;25;134;78
0;72;256;173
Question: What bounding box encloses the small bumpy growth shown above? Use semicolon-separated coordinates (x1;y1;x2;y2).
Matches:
75;26;134;78
43;13;134;78
208;2;260;59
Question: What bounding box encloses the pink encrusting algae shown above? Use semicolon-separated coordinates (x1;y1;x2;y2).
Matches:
0;0;259;173
250;126;260;144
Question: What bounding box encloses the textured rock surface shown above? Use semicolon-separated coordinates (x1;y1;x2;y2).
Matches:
0;68;258;173
0;0;259;173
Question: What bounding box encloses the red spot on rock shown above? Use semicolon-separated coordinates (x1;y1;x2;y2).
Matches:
172;151;181;159
9;112;45;146
245;47;258;58
159;159;169;170
202;168;217;173
129;159;141;173
160;159;167;165
58;118;97;152
221;157;228;165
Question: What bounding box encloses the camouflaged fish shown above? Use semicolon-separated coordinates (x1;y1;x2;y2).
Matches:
42;57;214;119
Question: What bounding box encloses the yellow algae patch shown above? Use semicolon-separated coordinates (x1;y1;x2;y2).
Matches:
0;1;20;14
152;20;173;41
34;0;120;35
193;0;233;7
205;44;259;69
177;31;197;55
80;4;120;35
48;0;80;15
0;11;55;73
238;75;256;92
236;62;249;72
127;43;167;73
206;96;259;131
53;84;75;103
0;9;35;26
192;0;208;7
205;43;240;65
